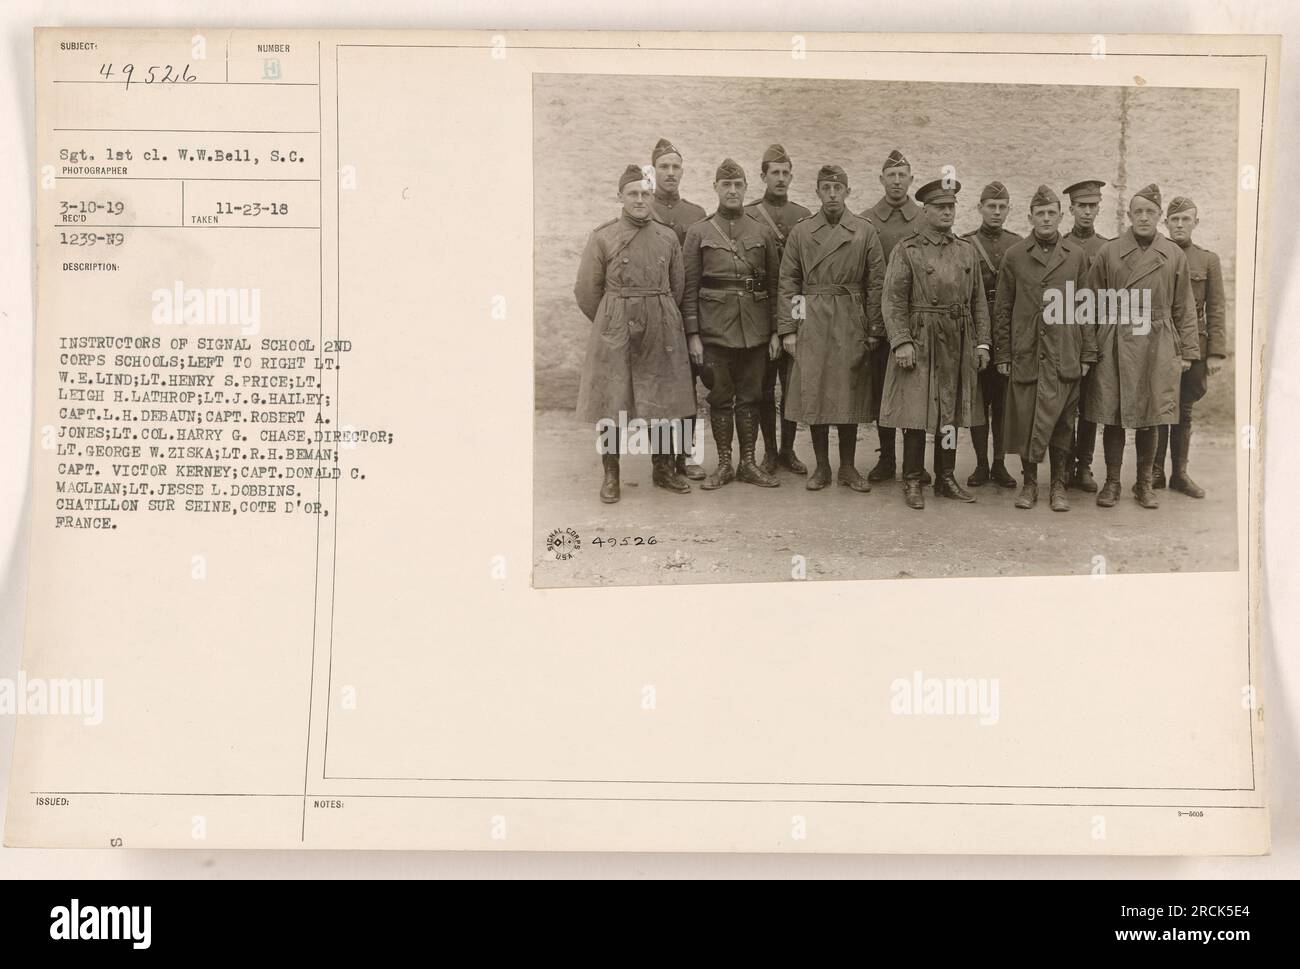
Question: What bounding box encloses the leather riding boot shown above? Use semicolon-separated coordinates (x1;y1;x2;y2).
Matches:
836;424;871;492
758;396;779;476
967;424;990;486
1014;460;1038;509
677;457;706;480
778;418;807;475
600;452;620;504
807;424;832;490
1049;446;1070;512
868;425;897;482
1096;467;1122;507
700;411;735;491
676;416;706;481
1097;426;1123;507
1170;419;1205;498
991;456;1016;489
901;430;926;509
990;392;1012;485
935;443;975;502
1132;426;1159;508
1152;424;1170;489
736;406;780;487
652;453;691;493
1133;466;1160;508
1071;419;1099;492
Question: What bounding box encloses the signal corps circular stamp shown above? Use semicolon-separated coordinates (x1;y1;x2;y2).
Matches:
546;527;581;561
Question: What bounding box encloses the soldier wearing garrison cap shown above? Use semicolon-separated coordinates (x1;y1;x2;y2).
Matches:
746;143;813;476
960;180;1022;489
574;164;697;503
992;184;1097;512
880;176;992;510
649;137;709;482
682;158;782;490
1153;195;1227;497
859;149;926;484
1061;178;1113;492
777;164;887;492
1083;182;1199;511
649;138;708;245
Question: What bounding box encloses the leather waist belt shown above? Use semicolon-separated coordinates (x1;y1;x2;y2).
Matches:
610;287;669;297
700;275;765;293
917;301;971;320
804;284;855;295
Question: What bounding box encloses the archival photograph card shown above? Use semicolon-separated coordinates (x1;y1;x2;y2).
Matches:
6;28;1275;853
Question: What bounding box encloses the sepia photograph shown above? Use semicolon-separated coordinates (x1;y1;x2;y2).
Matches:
533;74;1241;587
7;22;1279;869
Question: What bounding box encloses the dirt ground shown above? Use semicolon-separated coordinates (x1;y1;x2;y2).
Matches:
532;410;1239;587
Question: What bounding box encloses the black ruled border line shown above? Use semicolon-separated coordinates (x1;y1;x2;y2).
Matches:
309;42;1266;803
30;41;1265;828
310;42;344;841
53;80;317;86
54;128;321;134
30;791;1270;809
299;39;328;842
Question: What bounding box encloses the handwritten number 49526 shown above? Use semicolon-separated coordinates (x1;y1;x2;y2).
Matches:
99;63;198;89
592;536;657;548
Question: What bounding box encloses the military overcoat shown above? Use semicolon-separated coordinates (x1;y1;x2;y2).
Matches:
880;228;992;431
574;214;697;422
776;210;886;424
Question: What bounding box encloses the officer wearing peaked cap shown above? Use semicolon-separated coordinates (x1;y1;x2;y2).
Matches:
746;143;813;476
682;158;782;490
880;176;992;510
1061;178;1112;492
860;149;924;483
961;180;1022;489
574;164;697;503
648;137;709;482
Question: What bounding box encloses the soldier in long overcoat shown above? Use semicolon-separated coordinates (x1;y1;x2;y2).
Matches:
574;164;698;503
1082;183;1199;509
880;178;992;509
649;137;709;483
777;164;886;492
992;185;1097;512
1153;195;1228;497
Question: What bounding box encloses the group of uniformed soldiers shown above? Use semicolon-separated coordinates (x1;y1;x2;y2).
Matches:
573;140;1226;512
